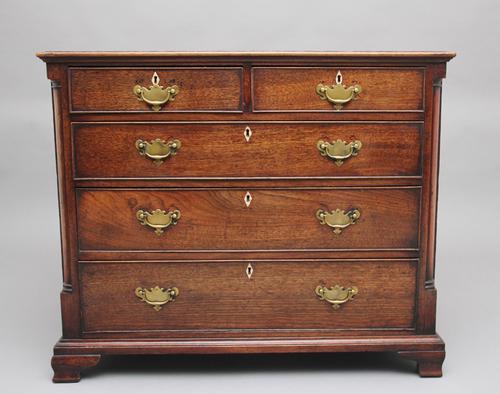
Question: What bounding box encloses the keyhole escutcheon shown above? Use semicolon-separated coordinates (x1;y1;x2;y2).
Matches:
244;191;252;207
246;263;254;279
244;126;252;142
336;71;343;84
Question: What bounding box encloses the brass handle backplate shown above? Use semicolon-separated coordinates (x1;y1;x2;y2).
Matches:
135;138;181;165
316;71;362;111
135;286;179;311
133;72;179;111
317;139;362;166
136;208;181;235
316;208;360;234
315;284;358;309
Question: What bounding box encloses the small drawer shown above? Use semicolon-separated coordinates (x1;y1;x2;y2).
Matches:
252;67;424;112
80;260;417;333
77;187;420;252
73;122;422;179
69;67;243;113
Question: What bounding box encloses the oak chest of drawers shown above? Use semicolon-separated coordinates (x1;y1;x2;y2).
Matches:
38;51;455;382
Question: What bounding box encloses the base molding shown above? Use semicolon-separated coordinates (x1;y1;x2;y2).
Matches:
54;334;445;355
52;333;444;382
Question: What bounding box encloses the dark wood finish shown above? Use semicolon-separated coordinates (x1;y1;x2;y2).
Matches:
37;51;456;64
51;354;101;383
48;65;82;338
69;68;243;113
77;188;420;251
71;111;426;122
53;334;444;354
39;52;454;381
73;122;422;179
80;260;416;332
252;67;424;112
398;350;445;377
74;177;423;189
78;250;420;261
415;64;447;334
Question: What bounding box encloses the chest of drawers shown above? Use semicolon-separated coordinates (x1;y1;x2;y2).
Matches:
38;51;455;382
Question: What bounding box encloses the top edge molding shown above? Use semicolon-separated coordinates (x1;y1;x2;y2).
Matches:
37;51;456;64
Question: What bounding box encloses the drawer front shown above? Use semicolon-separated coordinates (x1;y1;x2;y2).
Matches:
77;188;420;251
80;260;417;333
253;67;424;112
73;122;422;179
69;68;243;112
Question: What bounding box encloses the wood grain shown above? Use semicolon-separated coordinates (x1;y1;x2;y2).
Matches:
37;51;456;64
70;111;425;122
253;68;424;112
76;188;420;251
73;122;422;179
399;350;445;377
51;355;101;383
54;335;445;355
38;52;453;380
69;68;243;112
80;260;417;332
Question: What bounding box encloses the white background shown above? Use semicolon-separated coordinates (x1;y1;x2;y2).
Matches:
1;0;499;392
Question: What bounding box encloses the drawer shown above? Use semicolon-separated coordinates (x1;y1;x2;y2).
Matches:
77;188;420;251
69;67;243;113
80;260;417;333
73;122;422;179
252;67;424;112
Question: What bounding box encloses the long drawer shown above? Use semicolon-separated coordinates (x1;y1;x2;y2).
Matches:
73;122;422;179
77;187;420;251
80;260;417;333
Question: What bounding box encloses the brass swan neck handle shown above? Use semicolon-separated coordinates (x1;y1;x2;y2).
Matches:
135;138;181;165
135;286;179;311
317;139;362;166
316;208;360;234
315;284;358;309
316;71;362;111
136;208;181;235
133;72;179;111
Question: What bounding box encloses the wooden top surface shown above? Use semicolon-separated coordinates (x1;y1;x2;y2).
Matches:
37;51;456;64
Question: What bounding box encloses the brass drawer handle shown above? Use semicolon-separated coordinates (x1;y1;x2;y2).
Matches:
317;139;362;166
135;138;181;165
136;208;180;235
315;284;358;309
316;208;360;235
133;72;179;111
135;286;179;311
316;71;362;111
